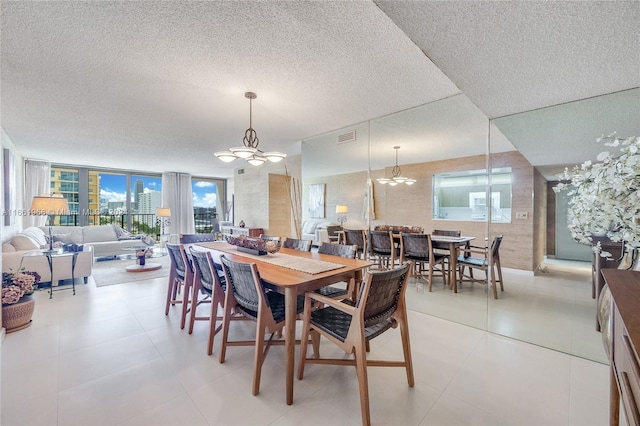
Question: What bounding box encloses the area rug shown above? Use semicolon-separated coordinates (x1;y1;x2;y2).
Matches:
92;255;171;287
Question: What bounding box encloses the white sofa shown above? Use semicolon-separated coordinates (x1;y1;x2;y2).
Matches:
2;227;93;285
39;224;155;258
301;220;340;246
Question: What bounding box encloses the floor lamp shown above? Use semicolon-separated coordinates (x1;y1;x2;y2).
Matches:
30;194;69;251
156;207;171;250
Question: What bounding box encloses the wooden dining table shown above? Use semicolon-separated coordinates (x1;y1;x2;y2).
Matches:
196;241;373;405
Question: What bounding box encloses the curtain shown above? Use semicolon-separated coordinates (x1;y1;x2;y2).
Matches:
162;172;195;234
24;159;51;227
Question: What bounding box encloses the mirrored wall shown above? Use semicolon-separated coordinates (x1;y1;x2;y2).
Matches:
300;89;640;363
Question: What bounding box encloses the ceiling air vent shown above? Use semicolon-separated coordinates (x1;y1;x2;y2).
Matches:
337;130;356;144
237;169;244;175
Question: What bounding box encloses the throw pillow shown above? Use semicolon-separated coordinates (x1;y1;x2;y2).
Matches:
52;233;74;244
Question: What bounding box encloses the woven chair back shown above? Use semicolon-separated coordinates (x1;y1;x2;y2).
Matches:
180;233;216;244
432;229;461;237
359;262;411;328
220;256;263;314
317;242;357;259
189;248;216;293
283;238;312;252
166;243;187;277
401;233;432;260
369;230;392;255
344;229;366;252
491;235;504;260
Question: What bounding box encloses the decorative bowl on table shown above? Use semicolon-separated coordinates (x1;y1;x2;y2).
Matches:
225;235;281;255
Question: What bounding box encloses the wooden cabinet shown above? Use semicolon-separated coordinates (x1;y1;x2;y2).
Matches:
593;237;625;299
220;226;264;238
603;269;640;426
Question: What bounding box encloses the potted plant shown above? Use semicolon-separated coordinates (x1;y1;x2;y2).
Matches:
2;270;41;333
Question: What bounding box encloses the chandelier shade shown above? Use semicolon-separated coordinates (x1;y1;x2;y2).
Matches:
214;92;287;165
376;146;416;186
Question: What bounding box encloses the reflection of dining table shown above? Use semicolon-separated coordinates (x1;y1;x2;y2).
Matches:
430;236;476;292
196;241;373;405
392;234;475;293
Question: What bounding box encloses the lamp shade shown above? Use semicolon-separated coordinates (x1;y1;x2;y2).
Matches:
336;205;349;214
156;207;171;217
30;194;69;215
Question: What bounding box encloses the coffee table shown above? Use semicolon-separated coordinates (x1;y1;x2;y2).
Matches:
123;246;162;273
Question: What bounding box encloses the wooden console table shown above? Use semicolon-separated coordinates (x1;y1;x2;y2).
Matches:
603;269;640;426
220;226;264;238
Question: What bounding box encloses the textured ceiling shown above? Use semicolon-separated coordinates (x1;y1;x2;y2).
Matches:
376;1;640;119
0;1;459;177
1;1;639;179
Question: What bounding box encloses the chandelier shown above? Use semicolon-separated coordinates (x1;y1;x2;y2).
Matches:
214;92;286;166
376;146;416;186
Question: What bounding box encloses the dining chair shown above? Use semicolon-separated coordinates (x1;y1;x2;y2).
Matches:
432;229;461;237
219;255;305;395
282;237;312;251
180;233;216;244
400;233;448;291
188;248;221;346
315;242;358;299
326;225;342;243
343;229;367;260
297;262;414;426
165;243;195;329
456;235;504;299
368;230;396;270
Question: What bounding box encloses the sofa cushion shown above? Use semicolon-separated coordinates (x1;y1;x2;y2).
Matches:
2;243;16;252
20;227;48;247
10;234;40;250
52;233;74;244
45;226;84;244
83;225;118;243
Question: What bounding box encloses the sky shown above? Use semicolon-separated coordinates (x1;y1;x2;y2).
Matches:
98;174;218;208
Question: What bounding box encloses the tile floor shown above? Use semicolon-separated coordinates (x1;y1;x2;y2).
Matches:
1;266;610;425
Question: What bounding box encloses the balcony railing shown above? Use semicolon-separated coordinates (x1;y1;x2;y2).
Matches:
56;211;218;240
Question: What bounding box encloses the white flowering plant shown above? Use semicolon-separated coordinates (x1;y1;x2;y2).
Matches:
554;133;640;252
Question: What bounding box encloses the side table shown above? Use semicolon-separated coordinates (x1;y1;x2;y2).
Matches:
23;249;79;299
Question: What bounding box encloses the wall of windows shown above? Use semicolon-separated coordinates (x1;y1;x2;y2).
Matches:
50;165;227;236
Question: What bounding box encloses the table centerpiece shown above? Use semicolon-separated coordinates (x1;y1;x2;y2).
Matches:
225;235;281;256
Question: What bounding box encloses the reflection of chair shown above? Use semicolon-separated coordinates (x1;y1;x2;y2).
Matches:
282;237;312;251
298;262;414;426
401;233;448;291
431;229;461;268
326;225;342;243
315;242;358;298
369;230;395;269
343;229;367;259
456;235;504;299
166;243;195;329
219;256;305;395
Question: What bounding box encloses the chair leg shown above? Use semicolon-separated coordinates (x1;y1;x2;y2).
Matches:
427;262;434;292
164;278;174;315
354;340;371;426
207;293;222;356
182;279;194;330
252;319;267;396
218;299;234;364
496;259;504;291
298;323;312;380
311;330;320;359
397;309;415;387
490;265;498;299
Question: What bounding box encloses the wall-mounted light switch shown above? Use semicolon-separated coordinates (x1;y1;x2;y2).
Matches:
516;211;528;219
